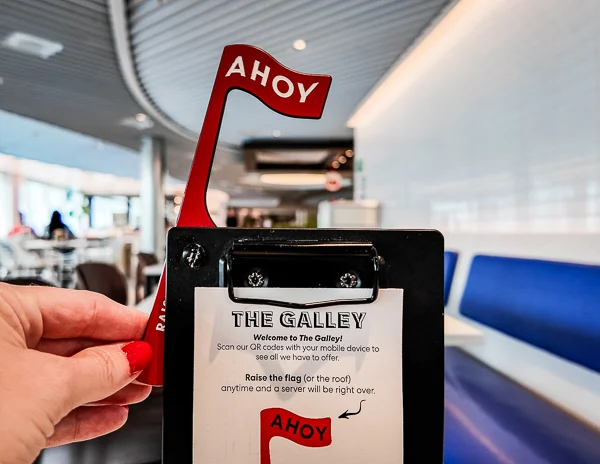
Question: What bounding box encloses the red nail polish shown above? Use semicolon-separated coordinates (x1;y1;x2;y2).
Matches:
122;341;153;375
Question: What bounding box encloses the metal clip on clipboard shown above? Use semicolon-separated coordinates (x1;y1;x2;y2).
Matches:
225;242;380;309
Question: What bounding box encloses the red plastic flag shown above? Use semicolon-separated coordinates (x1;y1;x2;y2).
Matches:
260;408;332;464
138;44;332;386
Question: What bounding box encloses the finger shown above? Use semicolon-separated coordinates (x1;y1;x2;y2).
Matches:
23;286;148;340
46;406;128;448
36;338;108;356
62;341;152;408
87;383;152;406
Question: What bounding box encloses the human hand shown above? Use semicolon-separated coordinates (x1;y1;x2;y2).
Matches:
0;283;153;464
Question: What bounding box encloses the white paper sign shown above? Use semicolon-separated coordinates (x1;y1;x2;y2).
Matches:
193;288;403;464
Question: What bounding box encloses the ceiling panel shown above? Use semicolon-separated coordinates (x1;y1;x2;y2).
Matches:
0;109;141;178
0;0;195;179
0;0;451;194
128;0;451;144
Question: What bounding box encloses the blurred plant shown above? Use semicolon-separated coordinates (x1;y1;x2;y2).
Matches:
305;216;318;228
80;197;91;217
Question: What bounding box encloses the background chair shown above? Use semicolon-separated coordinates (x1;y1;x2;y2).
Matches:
52;245;78;288
75;262;128;305
0;239;57;283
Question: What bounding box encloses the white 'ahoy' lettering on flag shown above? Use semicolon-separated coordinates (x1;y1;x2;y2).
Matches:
225;55;319;103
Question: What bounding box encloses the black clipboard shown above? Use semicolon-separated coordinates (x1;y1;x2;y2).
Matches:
164;227;444;463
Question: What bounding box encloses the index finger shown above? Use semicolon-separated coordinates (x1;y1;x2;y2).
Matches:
22;286;148;341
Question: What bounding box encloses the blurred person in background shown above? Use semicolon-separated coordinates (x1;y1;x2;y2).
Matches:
45;210;75;240
8;212;37;238
226;208;238;227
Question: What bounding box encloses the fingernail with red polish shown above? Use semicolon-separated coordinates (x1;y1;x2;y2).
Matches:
122;341;153;375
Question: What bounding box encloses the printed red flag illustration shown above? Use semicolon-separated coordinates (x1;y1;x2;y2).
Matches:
138;45;332;386
260;408;332;464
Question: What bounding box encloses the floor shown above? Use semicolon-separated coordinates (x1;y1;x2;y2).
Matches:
445;348;600;464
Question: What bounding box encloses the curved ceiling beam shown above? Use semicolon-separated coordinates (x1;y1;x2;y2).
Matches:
107;0;198;142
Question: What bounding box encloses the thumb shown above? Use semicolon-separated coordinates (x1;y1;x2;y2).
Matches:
63;341;152;407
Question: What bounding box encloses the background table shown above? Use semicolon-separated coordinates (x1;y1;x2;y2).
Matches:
21;239;88;252
444;314;483;346
143;263;163;298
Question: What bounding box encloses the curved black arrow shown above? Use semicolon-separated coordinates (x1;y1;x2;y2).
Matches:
339;400;366;419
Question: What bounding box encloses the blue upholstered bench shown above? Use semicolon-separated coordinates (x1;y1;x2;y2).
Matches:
444;251;458;306
459;255;600;373
445;254;600;462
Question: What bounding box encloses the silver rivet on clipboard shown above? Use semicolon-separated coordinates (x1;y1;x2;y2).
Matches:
247;270;266;287
182;243;206;269
340;272;359;288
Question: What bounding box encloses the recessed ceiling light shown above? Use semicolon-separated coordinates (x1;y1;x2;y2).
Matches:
228;197;280;208
332;160;340;169
293;39;307;51
338;156;347;164
272;129;281;138
256;150;329;164
260;173;326;186
120;115;154;130
345;149;354;158
2;32;63;59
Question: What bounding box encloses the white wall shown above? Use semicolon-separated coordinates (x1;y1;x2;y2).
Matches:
350;0;600;427
352;0;600;235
